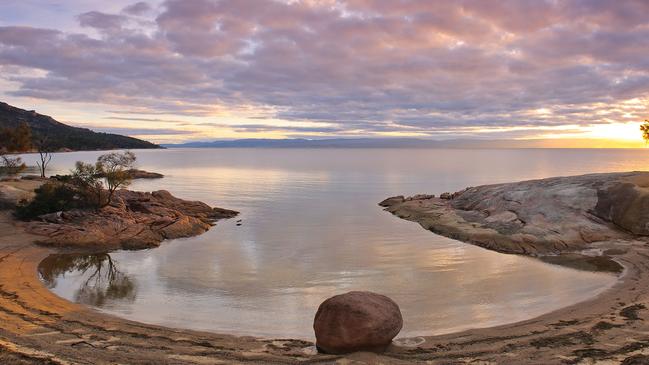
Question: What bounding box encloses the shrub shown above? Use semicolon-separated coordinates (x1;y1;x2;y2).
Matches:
97;151;136;207
14;151;138;219
69;151;136;208
0;155;27;176
15;181;82;220
0;123;32;176
71;161;105;208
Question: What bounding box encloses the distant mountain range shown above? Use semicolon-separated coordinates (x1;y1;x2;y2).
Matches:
0;102;160;151
163;138;445;148
163;137;642;149
2;100;639;150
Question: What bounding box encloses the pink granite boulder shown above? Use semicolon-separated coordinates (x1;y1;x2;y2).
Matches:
313;291;403;354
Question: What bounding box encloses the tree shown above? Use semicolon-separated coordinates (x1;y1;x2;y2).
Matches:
9;123;32;151
0;123;32;175
641;120;649;146
35;135;53;178
96;151;136;207
69;151;136;208
71;161;105;208
38;253;135;306
16;151;137;215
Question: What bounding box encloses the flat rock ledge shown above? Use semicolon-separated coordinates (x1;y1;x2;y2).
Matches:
380;171;649;272
26;189;238;250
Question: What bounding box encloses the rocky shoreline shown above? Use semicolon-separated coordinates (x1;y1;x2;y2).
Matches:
1;178;237;251
27;189;238;251
380;171;649;273
2;172;649;363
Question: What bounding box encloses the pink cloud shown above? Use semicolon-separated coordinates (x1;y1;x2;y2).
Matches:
0;0;647;137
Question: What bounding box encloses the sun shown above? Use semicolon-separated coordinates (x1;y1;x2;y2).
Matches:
585;122;642;141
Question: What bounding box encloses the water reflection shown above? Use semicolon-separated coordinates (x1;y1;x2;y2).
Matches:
33;148;632;338
39;253;136;307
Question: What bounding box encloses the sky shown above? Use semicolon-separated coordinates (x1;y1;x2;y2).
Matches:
0;0;648;145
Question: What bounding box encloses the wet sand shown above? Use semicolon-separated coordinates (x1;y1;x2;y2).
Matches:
3;176;649;363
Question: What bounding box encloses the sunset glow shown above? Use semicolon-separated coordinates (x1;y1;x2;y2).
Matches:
1;1;648;146
5;2;649;361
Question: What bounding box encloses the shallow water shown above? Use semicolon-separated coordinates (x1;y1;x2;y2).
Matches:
25;148;647;339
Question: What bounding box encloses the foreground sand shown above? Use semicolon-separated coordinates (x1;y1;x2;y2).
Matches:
3;175;649;364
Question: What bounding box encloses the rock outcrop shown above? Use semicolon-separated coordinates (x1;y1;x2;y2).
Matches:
93;169;164;180
126;169;164;179
378;195;405;206
26;189;238;250
380;172;649;265
593;179;649;235
313;291;403;354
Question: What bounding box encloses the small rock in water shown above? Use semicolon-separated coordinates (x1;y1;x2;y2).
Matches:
313;291;403;354
126;169;164;179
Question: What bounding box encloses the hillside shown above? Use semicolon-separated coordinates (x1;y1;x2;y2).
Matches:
0;102;160;151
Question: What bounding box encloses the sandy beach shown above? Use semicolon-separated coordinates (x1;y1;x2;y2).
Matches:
2;0;648;362
3;175;649;364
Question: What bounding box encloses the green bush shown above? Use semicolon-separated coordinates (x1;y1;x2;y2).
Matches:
14;151;138;219
15;181;83;220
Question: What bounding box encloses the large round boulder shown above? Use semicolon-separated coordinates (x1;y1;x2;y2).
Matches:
313;291;403;354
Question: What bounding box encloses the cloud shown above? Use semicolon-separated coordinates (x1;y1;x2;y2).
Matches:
0;0;648;140
0;26;60;46
122;2;152;16
104;116;187;123
198;122;345;134
93;127;195;135
78;11;128;30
